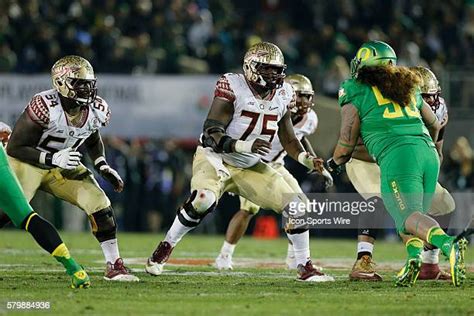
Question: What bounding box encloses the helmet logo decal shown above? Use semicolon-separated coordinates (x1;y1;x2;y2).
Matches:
357;47;372;61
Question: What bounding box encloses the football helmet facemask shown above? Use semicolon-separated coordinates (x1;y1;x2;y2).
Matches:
350;41;397;79
243;42;287;89
51;55;97;107
285;74;314;116
411;66;441;111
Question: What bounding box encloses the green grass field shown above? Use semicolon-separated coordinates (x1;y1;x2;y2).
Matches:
0;231;473;315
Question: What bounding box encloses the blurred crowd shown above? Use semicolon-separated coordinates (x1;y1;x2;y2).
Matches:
1;0;473;96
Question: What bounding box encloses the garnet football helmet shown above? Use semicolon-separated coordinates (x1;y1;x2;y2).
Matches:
51;55;97;106
285;74;314;116
243;42;287;89
411;66;441;111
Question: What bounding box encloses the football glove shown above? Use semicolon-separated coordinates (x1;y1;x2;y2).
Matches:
45;147;82;170
324;158;343;176
95;158;124;192
298;152;333;188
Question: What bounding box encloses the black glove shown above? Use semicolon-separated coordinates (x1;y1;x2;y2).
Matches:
324;158;343;176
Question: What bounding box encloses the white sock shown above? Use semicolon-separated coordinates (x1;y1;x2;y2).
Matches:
220;241;236;257
100;238;120;264
287;242;295;258
164;215;195;247
422;248;440;264
286;231;310;266
357;241;374;255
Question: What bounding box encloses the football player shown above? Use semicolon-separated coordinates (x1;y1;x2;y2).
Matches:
145;42;334;282
3;56;138;282
215;74;331;270
0;122;90;288
346;66;455;281
327;40;466;287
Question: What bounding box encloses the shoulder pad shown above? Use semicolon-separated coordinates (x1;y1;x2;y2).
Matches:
305;110;319;135
215;74;236;103
26;94;51;128
338;79;366;107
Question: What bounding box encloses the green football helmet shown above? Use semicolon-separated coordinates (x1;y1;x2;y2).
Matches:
350;41;397;78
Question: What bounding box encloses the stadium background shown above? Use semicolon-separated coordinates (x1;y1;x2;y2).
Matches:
0;0;472;236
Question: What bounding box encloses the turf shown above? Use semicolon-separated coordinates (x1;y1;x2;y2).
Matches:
0;231;472;315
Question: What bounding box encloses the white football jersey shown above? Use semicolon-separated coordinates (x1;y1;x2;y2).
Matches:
214;73;295;168
435;96;448;124
25;89;110;154
264;109;318;165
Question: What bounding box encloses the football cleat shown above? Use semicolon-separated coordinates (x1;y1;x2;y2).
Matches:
104;258;140;282
145;241;174;276
215;253;233;271
286;255;323;271
349;255;383;281
418;263;450;280
449;238;467;287
296;260;334;282
71;269;91;289
395;256;422;287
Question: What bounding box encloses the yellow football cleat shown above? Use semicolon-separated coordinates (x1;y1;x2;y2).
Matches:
395;256;422;287
71;269;91;289
449;238;468;287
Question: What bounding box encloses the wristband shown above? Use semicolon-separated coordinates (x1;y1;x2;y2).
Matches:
39;152;47;165
94;156;107;169
235;139;255;153
41;152;53;166
324;158;341;174
218;135;236;153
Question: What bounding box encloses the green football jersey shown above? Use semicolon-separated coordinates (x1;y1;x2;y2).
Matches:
338;78;433;162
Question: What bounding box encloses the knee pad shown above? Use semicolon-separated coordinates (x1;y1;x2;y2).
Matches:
89;206;117;242
178;190;216;227
191;189;216;213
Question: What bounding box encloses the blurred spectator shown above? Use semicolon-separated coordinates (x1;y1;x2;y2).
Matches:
0;41;17;72
322;55;350;97
444;136;474;191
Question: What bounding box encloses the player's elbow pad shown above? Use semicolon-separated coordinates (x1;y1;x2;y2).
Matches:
201;128;235;153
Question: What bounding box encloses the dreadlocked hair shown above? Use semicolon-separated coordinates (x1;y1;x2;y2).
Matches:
357;65;421;107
